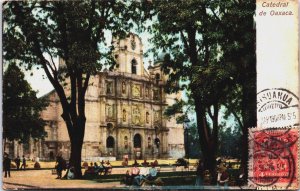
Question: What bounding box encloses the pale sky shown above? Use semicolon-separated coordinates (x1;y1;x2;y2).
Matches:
26;29;154;97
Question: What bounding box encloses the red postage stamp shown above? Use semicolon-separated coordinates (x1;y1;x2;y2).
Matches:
248;127;299;190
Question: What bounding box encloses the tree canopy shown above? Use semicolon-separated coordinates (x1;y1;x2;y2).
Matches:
3;63;48;143
144;0;256;180
3;0;138;178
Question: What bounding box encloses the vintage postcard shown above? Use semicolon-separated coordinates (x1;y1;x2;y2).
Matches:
1;0;299;190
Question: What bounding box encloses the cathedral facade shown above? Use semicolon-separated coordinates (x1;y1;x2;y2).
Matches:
10;34;185;161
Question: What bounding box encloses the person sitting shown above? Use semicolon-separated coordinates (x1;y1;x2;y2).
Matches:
133;163;149;186
141;159;149;166
103;160;112;175
93;162;103;174
94;162;99;169
97;161;106;175
34;161;41;169
122;170;133;185
142;164;164;186
101;160;105;166
122;158;128;167
133;159;139;166
153;160;158;167
174;158;187;167
67;166;75;179
130;164;140;180
82;161;89;170
147;163;158;181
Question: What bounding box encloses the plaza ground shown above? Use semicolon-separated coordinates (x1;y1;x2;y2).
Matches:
2;169;251;190
10;159;240;169
3;159;247;190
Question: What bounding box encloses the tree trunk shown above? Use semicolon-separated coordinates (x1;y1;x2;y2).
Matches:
69;139;83;178
62;113;86;179
68;125;84;179
194;98;218;183
240;78;256;182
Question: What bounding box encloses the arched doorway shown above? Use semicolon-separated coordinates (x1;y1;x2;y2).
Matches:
106;136;115;156
131;59;137;74
133;134;142;159
49;151;54;160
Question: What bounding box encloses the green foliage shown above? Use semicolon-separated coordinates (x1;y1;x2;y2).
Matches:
3;1;136;77
3;1;140;178
3;63;48;143
141;0;255;174
218;125;242;159
186;123;201;159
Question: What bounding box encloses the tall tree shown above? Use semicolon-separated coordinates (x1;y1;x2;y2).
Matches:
144;0;230;179
215;1;256;179
143;0;256;181
3;63;48;146
3;1;136;178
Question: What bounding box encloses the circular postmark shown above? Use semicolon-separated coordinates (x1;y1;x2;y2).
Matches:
257;88;299;112
257;88;299;128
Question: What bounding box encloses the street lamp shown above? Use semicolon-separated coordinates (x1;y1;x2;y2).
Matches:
183;115;190;171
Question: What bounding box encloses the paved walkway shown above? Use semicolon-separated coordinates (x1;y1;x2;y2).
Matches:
2;169;251;190
2;170;119;189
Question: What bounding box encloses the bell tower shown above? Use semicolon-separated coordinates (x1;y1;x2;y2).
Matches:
112;33;144;76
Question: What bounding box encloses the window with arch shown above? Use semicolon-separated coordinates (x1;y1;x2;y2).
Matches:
131;59;137;74
106;136;115;148
106;81;113;94
147;137;151;148
145;86;149;98
133;134;142;148
122;81;126;94
155;73;160;84
122;109;127;122
153;89;160;100
124;136;128;149
146;112;150;124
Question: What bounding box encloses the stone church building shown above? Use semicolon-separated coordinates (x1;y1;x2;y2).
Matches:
8;34;185;161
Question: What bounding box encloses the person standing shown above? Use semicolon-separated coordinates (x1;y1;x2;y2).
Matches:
20;155;26;170
14;156;21;170
217;163;229;189
195;160;205;188
55;155;64;179
3;153;11;178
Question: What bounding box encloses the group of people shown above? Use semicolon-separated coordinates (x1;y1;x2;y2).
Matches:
83;160;113;176
14;155;27;170
122;162;161;186
122;159;158;167
195;159;232;188
3;153;27;178
92;160;113;175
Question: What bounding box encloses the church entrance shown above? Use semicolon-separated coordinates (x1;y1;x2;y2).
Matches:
106;136;115;156
133;134;142;159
